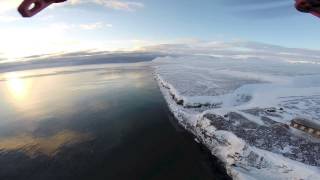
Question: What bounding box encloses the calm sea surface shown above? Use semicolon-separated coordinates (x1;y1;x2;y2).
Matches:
0;63;229;180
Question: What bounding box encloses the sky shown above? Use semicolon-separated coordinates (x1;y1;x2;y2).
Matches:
0;0;320;61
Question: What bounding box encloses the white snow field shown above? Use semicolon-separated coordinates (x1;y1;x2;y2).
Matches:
151;42;320;180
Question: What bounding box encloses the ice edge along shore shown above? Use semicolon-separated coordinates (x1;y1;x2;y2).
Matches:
152;55;320;180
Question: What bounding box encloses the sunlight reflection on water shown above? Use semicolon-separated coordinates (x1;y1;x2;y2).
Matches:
4;72;33;102
0;130;92;157
0;64;150;157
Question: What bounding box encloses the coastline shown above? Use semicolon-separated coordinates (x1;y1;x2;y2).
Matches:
154;72;320;180
164;97;232;180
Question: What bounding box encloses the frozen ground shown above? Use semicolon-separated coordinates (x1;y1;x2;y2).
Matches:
151;42;320;180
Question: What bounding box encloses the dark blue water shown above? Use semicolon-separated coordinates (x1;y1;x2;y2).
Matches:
0;64;229;180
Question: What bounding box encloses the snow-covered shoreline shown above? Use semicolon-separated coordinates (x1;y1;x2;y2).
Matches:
152;54;320;180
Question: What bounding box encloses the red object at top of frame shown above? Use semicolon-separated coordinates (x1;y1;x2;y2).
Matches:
18;0;67;17
295;0;320;18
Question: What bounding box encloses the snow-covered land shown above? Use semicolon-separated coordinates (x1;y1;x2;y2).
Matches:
151;42;320;180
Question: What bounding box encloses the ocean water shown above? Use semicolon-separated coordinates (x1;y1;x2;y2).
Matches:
0;63;229;180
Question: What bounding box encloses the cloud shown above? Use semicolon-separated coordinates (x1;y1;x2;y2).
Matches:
218;0;295;19
69;0;144;11
0;1;21;22
79;22;113;30
47;22;112;30
0;20;115;61
143;40;320;64
0;0;20;14
0;15;20;22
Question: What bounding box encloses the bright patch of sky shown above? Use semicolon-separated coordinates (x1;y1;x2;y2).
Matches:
0;0;319;61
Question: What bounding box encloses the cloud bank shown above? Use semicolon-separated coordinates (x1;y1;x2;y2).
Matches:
143;41;320;65
69;0;144;11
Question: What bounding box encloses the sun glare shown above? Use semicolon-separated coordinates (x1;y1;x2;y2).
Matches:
5;73;32;101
